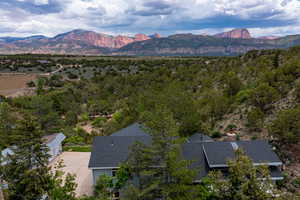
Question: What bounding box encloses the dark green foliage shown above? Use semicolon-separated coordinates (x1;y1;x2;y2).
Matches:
0;117;51;200
247;107;265;130
292;178;300;188
94;175;114;200
221;71;243;96
47;161;77;200
269;106;300;143
249;83;280;111
211;131;222;138
207;150;281;200
0;103;17;148
125;106;200;200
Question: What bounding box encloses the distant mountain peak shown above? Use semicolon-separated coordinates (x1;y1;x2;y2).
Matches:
214;28;252;39
149;33;161;39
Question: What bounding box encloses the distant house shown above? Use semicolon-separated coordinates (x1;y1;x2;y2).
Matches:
43;133;66;162
1;133;66;164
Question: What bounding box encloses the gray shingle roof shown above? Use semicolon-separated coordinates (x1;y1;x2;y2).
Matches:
88;136;151;168
110;123;149;137
203;140;282;168
182;143;209;180
89;124;283;180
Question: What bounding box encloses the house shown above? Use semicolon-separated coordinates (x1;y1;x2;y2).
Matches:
1;133;66;164
42;133;66;162
88;123;283;186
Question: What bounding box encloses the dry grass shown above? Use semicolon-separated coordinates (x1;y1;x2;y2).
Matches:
0;74;36;97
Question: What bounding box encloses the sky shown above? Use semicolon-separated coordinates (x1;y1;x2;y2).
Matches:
0;0;300;37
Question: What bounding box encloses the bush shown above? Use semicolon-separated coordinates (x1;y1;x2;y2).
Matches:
67;73;78;79
92;117;107;128
27;81;36;87
225;124;237;132
269;106;300;143
247;108;264;130
211;131;222;138
64;136;85;145
249;83;280;111
292;178;300;188
236;89;252;103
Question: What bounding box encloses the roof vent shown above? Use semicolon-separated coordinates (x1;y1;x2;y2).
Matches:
110;140;114;147
231;142;239;151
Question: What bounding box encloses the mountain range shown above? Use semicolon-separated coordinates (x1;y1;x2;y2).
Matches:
1;28;300;56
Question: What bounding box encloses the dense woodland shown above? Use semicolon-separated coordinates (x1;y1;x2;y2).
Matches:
1;46;300;199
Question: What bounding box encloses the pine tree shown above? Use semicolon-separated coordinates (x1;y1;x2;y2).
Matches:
124;106;199;200
207;149;282;200
1;117;51;200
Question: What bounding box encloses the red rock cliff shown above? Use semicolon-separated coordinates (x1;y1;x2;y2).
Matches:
214;28;252;39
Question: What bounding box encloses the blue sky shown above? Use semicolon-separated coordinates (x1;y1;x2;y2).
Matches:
0;0;300;37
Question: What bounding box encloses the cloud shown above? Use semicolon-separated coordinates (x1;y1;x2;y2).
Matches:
0;0;62;14
0;0;300;37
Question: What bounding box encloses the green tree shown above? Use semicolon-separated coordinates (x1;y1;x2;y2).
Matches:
0;117;51;200
269;106;300;144
207;150;281;200
37;77;46;95
222;71;243;97
125;106;199;200
94;175;114;200
47;160;77;200
249;83;280;111
247;107;265;130
0;102;16;148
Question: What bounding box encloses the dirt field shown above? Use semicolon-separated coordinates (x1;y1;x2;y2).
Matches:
0;74;36;97
51;152;93;197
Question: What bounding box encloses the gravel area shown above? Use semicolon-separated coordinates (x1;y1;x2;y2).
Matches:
51;152;93;197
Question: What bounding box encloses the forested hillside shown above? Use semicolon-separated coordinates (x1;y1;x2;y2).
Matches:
1;46;300;197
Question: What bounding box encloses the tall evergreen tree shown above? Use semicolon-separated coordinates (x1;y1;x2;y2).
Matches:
124;106;199;200
0;117;51;200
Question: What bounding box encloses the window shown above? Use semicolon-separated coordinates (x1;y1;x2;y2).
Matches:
112;169;117;177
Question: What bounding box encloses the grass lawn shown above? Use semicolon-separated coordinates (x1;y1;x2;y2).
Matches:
63;145;92;152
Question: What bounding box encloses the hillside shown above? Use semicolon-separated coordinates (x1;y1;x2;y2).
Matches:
117;34;300;56
1;46;300;195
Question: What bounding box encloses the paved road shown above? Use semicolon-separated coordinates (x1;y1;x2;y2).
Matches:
50;152;93;197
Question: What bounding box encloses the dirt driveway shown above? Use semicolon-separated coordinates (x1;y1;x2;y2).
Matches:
51;152;93;197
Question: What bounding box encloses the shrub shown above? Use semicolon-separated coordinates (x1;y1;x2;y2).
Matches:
292;178;300;188
247;107;264;130
211;131;222;138
67;73;78;79
249;83;280;111
27;81;36;87
269;106;300;143
225;124;237;132
92;117;107;128
236;89;252;103
64;136;85;145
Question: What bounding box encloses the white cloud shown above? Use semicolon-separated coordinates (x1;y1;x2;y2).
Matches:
34;0;49;5
0;0;300;37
